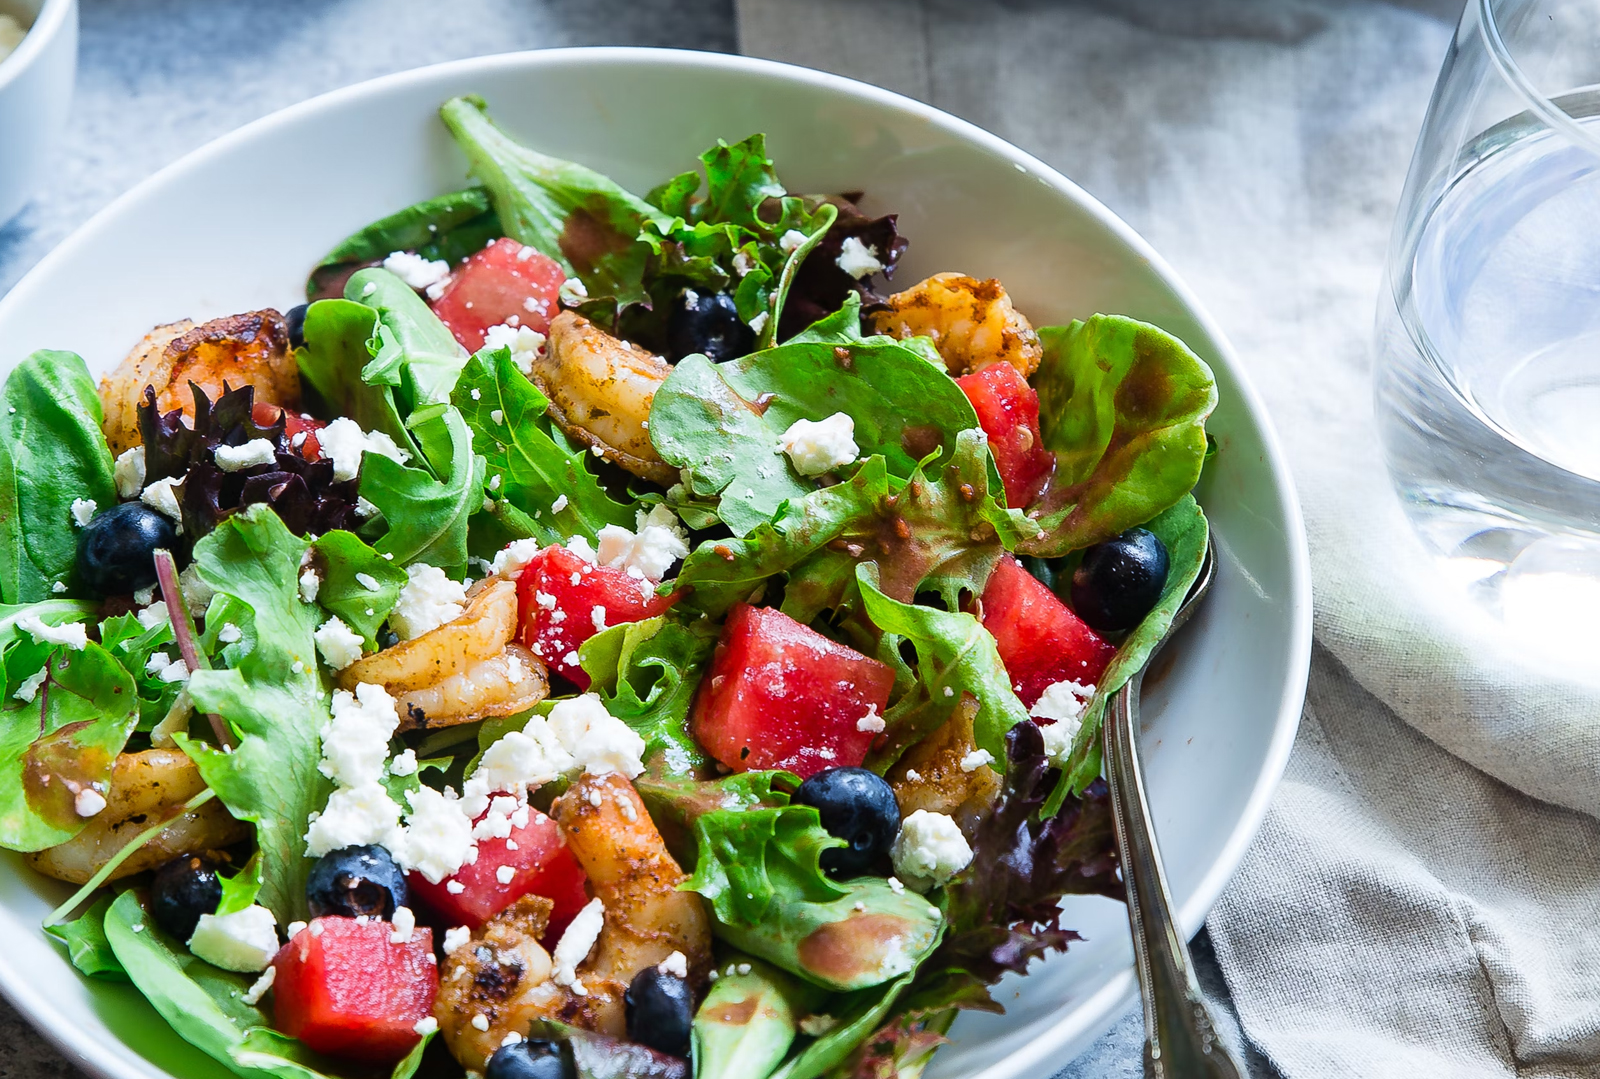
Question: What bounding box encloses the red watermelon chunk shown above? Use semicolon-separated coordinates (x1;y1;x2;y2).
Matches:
407;799;588;942
429;237;565;351
956;361;1055;509
980;555;1114;708
516;544;676;690
251;402;325;461
271;917;437;1064
692;604;896;778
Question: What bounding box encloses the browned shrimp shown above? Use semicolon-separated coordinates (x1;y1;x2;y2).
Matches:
529;311;676;485
870;272;1042;377
435;773;711;1069
25;749;249;883
887;695;1001;836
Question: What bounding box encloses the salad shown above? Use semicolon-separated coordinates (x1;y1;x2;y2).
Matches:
7;96;1216;1079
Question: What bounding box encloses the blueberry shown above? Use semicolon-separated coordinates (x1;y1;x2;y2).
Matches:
1070;527;1170;632
792;767;900;878
486;1039;573;1079
625;966;693;1057
284;304;308;351
149;854;222;942
75;501;177;596
376;626;400;651
665;290;754;364
305;844;406;919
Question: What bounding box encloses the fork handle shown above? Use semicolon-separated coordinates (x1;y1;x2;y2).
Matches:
1105;672;1245;1079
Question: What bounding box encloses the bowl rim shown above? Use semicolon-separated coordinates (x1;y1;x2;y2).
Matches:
0;0;73;95
0;45;1312;1079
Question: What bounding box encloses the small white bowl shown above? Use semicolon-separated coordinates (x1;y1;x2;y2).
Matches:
0;0;77;229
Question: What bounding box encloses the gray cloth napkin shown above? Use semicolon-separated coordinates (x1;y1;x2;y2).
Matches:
736;1;1600;1075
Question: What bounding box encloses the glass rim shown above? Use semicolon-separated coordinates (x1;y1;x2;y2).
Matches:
1478;0;1600;159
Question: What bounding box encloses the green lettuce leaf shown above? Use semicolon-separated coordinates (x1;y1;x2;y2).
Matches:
0;351;117;602
576;615;713;775
439;96;673;314
359;407;485;573
97;611;181;729
452;347;637;545
683;804;848;928
767;972;917;1079
635;770;799;870
308;530;406;648
296;300;418;466
308;187;500;300
1021;316;1215;556
345;267;471;417
179;505;331;921
44;891;128;981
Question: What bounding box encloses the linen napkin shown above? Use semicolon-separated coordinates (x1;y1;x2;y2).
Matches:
736;1;1600;1075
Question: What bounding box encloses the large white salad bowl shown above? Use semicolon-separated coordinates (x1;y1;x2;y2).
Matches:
0;47;1310;1079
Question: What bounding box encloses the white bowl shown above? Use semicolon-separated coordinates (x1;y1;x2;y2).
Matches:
0;48;1311;1079
0;0;76;228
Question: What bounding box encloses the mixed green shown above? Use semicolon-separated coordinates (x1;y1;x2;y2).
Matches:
2;95;1216;1079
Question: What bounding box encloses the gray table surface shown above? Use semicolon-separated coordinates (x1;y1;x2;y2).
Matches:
0;3;1251;1076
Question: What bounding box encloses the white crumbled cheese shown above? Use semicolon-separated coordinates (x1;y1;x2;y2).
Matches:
13;668;47;703
390;906;417;943
551;898;605;987
558;277;589;307
1030;680;1095;761
905;769;922;782
590;605;607;633
594;505;689;584
887;876;906;895
114;447;146;499
355;572;381;592
16;613;87;651
564;535;598;564
218;623;243;645
547;694;646;779
495;865;515;885
355;497;380;519
471;1014;490;1032
501;1032;523;1048
74;788;107;817
310;922;324;937
799;1015;839;1037
388;749;418;777
299;568;321;604
187;905;279;972
389;563;467;640
446;880;466;895
285;921;308;940
488;409;504;427
304;781;404;857
958;748;995;773
856;704;885;733
507;653;525;683
395;785;476;884
179;564;215;613
835;236;885;278
317;417;412;482
468;719;575;798
145;651;172;676
382;250;451;291
413;1016;439;1037
361;281;378;297
779;413;859;476
135;602;170;630
442;926;472;955
318;684;400;787
214;439;277;472
156;658;190;684
69;498;97;527
483;321;548;376
891;809;974;891
943;686;955;698
315;617;365;672
748;310;770;336
50;581;66;594
658;951;688;979
490;537;543;580
550;494;569;514
140;476;185;532
488;474;502;492
242;965;277;1005
134;586;155;606
779;229;808;254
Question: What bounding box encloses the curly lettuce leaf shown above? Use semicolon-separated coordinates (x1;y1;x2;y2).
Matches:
308;186;500;300
0;351;117;603
635;770;799;870
684;804;848;928
452;347;638;545
97;611;181;729
1021;316;1215;556
179;505;331;921
577;615;713;775
307;530;406;648
776;194;909;343
440;96;673;315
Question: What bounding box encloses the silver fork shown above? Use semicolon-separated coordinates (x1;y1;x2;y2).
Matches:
1102;537;1243;1078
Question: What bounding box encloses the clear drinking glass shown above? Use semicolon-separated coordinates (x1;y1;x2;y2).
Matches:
1375;0;1600;632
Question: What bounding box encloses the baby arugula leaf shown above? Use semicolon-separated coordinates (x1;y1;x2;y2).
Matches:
98;611;181;729
0;351;117;603
767;972;918;1079
452;347;637;544
440;96;673;316
856;566;1028;772
308;186;500;300
308;530;406;648
44;892;127;982
179;505;331;922
577;615;713;776
1021;316;1216;556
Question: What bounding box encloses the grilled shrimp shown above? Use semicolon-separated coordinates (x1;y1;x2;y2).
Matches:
25;749;249;883
887;695;1001;835
530;311;676;486
870;272;1042;378
435;773;711;1069
99;311;300;455
338;580;548;728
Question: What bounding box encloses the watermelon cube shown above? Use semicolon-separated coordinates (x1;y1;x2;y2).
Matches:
980;555;1114;708
956;361;1055;508
429;237;566;351
517;544;676;689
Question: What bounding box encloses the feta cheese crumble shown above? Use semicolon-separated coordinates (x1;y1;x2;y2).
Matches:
218;622;243;645
395;785;476;884
835;236;885;279
214;439;277;472
958;748;995;773
547;694;646;779
891;809;974;890
558;277;589;307
298;568;321;605
114;447;146;499
658;951;688;978
856;704;885;733
483;321;547;375
304;781;403;857
188;905;279;972
779;413;859;476
314;617;365;672
779;229;808;254
382;250;451;291
13;668;47;703
389;905;416;943
551;898;605;987
413;1017;439;1037
1030;679;1095;761
74;788;107;817
594;505;690;584
390;563;467;640
550;494;569;514
16;613;87;650
316;417;412;482
140;476;185;531
489;537;542;579
388;749;418;777
318;683;400;787
242;965;277;1005
69;498;97;527
749;310;770;336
